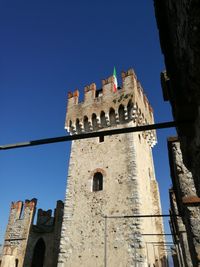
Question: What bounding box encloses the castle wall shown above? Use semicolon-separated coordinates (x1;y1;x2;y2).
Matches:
1;200;63;267
1;199;37;267
58;69;166;267
23;200;64;267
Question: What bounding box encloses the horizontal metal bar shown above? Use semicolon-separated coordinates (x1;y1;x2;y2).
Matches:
142;234;173;236
146;241;174;244
153;246;174;248
0;120;192;150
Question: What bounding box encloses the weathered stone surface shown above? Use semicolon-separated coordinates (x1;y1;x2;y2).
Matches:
169;189;193;267
154;1;200;264
0;199;37;267
58;70;167;267
168;139;200;266
154;0;200;194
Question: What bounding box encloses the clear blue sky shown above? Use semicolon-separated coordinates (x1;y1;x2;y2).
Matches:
0;0;175;249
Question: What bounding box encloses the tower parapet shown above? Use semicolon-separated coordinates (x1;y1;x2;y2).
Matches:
65;68;156;147
5;198;37;241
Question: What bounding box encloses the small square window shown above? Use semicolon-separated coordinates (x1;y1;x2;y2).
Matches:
99;136;104;143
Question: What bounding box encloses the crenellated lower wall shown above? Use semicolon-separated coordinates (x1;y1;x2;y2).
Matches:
1;199;64;267
1;199;37;267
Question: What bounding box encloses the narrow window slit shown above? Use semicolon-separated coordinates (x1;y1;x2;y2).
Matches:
99;135;104;143
93;172;103;191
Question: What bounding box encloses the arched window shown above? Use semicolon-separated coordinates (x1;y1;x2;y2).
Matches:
118;105;125;123
69;120;73;132
109;108;116;125
92;113;98;130
100;111;107;127
127;100;133;120
15;259;19;267
76;118;81;134
31;238;46;267
83;116;90;132
93;172;103;192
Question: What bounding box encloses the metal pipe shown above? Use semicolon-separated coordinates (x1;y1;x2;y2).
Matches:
104;215;107;267
0;120;192;150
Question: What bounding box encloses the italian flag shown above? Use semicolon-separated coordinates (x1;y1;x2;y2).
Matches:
113;67;118;92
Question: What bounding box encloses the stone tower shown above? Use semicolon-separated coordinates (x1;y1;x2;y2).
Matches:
58;69;167;267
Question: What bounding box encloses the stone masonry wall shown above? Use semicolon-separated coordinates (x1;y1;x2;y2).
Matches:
58;69;166;267
168;139;200;266
154;1;200;264
169;189;193;267
1;199;37;267
1;200;63;267
23;200;64;267
58;130;165;267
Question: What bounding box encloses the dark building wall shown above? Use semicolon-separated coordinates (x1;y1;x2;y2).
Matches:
154;1;200;265
154;0;200;196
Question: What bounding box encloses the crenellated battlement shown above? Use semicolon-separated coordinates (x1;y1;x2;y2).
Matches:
4;199;64;242
65;68;157;147
24;198;37;210
35;200;64;228
10;201;23;220
37;209;53;226
2;199;64;267
5;199;37;242
9;198;37;222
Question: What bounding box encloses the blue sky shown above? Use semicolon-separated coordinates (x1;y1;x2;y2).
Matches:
0;0;175;248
